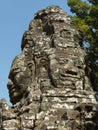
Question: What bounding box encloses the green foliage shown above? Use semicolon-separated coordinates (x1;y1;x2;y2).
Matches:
68;0;98;90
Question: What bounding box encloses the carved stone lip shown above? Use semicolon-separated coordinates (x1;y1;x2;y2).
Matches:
9;85;19;95
9;87;15;94
8;85;16;96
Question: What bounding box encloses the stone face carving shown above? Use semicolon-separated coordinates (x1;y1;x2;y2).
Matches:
0;6;98;130
7;53;32;104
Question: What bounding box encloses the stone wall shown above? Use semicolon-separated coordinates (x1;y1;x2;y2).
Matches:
0;6;98;130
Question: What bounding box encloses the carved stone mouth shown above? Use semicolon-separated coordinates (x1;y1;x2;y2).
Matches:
9;87;16;95
7;82;16;96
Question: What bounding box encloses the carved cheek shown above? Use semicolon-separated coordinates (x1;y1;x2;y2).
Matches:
14;72;24;84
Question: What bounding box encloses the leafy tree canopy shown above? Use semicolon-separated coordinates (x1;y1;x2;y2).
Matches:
67;0;98;90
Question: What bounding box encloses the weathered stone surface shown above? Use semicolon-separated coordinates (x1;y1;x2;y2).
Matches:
0;6;98;130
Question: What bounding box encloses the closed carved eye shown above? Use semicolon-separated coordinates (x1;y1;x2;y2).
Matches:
9;68;20;80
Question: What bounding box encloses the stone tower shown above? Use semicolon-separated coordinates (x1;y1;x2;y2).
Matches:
0;6;98;130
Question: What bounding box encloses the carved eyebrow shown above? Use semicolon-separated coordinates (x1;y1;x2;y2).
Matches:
9;68;20;78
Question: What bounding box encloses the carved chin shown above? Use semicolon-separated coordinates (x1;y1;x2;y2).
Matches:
10;92;23;104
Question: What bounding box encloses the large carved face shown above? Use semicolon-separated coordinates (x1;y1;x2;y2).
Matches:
7;53;32;104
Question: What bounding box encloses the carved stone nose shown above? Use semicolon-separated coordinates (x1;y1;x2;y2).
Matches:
7;79;13;89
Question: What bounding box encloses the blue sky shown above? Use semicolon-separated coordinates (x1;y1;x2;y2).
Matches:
0;0;71;105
